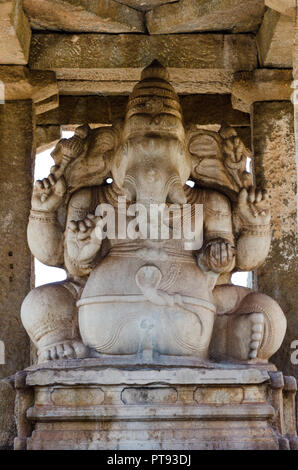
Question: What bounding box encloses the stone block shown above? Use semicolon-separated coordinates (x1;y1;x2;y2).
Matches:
0;0;31;65
257;8;294;68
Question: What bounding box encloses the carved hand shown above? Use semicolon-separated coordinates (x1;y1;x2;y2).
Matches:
68;214;102;264
235;186;271;229
31;165;66;212
201;238;235;273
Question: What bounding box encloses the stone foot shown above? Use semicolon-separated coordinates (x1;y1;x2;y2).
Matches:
38;340;88;363
223;311;266;362
212;288;287;363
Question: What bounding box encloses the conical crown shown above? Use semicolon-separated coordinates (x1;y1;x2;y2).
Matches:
127;60;182;120
123;60;184;141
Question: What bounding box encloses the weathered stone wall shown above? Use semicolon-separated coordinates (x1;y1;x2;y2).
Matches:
0;100;34;379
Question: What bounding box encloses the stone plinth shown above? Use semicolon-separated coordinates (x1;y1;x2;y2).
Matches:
14;360;298;450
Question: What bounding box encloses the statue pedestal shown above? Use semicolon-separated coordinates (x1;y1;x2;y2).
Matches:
15;359;297;450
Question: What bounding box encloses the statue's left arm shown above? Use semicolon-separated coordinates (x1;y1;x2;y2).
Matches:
197;189;236;274
64;188;103;277
233;187;271;271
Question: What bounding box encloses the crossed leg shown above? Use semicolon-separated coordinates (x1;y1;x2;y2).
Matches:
21;280;88;363
210;284;287;363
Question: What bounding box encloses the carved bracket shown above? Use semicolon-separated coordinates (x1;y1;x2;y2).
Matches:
0;66;59;115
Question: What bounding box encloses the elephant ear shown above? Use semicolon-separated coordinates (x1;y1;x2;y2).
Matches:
187;124;252;202
51;121;122;196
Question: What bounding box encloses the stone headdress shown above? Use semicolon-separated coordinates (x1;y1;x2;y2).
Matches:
123;59;185;141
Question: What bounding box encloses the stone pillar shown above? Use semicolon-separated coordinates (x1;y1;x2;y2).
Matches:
293;18;298;163
0;100;35;378
251;101;297;378
0;66;58;379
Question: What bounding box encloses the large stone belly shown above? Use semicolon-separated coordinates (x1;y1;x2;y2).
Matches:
78;252;215;358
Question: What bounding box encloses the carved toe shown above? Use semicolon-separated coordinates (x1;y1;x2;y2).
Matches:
37;339;88;363
248;313;264;359
63;342;75;358
72;340;89;358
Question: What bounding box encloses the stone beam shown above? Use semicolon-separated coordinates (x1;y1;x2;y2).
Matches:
35;94;59;115
23;0;144;33
29;33;257;95
257;8;294;68
0;0;31;65
265;0;296;17
36;95;250;127
0;67;59;114
57;78;236;95
115;0;176;11
232;69;293;113
146;0;265;34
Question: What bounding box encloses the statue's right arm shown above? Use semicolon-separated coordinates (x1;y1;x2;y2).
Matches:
28;210;64;267
27;169;67;267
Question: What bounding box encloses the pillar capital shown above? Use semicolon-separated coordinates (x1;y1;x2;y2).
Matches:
0;66;59;114
231;69;293;112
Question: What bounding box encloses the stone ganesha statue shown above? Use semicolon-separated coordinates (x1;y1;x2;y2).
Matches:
21;61;286;365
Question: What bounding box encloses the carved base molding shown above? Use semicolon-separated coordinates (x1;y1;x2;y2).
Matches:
13;361;298;450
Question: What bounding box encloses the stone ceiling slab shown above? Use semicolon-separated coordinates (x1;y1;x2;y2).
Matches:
29;33;257;94
0;1;31;65
146;0;265;34
23;0;144;33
